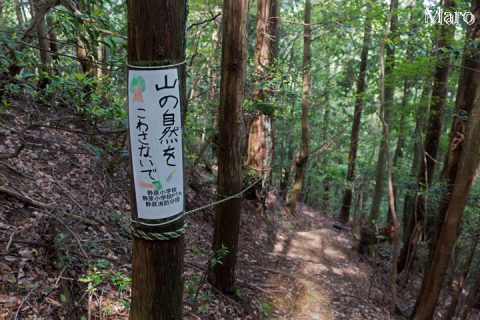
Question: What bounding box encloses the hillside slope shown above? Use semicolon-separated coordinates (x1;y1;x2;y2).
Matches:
0;98;467;319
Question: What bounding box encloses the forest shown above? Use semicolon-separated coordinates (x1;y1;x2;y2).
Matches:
0;0;480;319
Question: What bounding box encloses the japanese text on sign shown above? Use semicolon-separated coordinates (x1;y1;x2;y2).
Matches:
128;68;184;219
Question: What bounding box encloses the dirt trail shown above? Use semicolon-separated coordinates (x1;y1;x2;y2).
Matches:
268;206;398;320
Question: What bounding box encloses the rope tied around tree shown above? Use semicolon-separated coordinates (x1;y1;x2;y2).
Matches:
129;223;188;241
129;178;263;241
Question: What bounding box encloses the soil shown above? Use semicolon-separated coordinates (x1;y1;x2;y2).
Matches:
1;97;478;319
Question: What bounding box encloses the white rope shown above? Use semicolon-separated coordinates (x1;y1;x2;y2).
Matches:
130;178;262;227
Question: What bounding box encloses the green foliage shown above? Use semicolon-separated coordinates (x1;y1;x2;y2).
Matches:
82;142;102;158
109;271;132;292
234;288;242;299
78;259;131;308
198;304;209;314
109;211;123;225
1;0;479;306
43;73;127;124
185;277;199;301
259;298;272;317
210;244;229;267
82;241;99;252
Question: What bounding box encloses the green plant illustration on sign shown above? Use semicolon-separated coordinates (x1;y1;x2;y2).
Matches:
152;180;162;190
130;76;146;102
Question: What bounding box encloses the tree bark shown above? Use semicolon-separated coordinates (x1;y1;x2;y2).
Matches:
398;0;455;275
397;79;432;274
460;269;480;320
1;0;58;79
127;0;187;318
30;0;51;88
254;0;280;70
33;0;52;73
46;15;61;75
46;15;58;60
368;0;398;222
246;0;281;212
431;0;480;255
339;3;371;223
287;0;311;215
14;0;25;28
443;232;479;320
321;92;330;211
387;111;404;225
377;1;401;310
207;0;248;293
68;1;95;76
410;61;480;320
414;17;453;236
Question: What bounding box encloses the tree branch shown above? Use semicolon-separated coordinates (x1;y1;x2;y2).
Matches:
187;12;222;30
0;185;53;208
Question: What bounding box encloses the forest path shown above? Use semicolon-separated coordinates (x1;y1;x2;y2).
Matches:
267;205;394;319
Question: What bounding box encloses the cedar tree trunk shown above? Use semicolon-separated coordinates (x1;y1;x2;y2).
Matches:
127;0;187;318
339;4;371;223
207;0;248;293
410;61;480;320
368;0;398;222
287;0;311;215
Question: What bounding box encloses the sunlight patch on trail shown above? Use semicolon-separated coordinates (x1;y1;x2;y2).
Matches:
272;229;341;319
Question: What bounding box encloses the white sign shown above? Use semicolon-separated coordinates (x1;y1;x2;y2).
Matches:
128;68;184;219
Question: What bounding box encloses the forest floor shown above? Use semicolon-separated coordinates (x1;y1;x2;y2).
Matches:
0;97;473;319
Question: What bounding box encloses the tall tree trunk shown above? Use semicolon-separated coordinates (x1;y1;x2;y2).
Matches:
398;0;455;275
246;0;281;212
69;1;95;76
443;232;479;320
207;0;248;293
287;0;311;215
412;79;433;181
253;0;280;69
431;0;480;254
397;78;432;273
387;110;404;225
205;6;222;165
33;0;52;71
76;39;94;76
377;0;401;310
339;4;371;223
368;0;398;222
31;0;52;88
0;0;58;82
127;0;187;318
14;0;25;28
96;42;103;78
46;15;60;75
410;56;480;320
46;15;58;60
414;19;453;238
280;78;297;198
460;270;480;320
390;0;417;188
321;90;330;211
